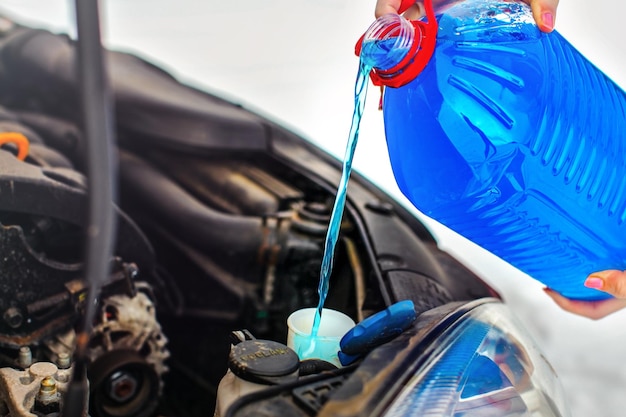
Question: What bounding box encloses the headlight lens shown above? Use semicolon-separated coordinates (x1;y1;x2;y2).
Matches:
383;302;569;417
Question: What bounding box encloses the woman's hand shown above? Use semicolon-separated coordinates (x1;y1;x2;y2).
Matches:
544;270;626;319
374;0;560;32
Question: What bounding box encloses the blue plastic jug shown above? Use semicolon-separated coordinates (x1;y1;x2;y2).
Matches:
359;0;626;300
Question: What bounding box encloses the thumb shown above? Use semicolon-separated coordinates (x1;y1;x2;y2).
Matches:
375;0;424;20
584;270;626;298
375;0;404;17
529;0;559;32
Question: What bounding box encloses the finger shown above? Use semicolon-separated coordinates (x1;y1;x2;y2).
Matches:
543;288;626;320
375;0;425;20
584;270;626;298
375;0;403;17
403;3;426;20
528;0;559;32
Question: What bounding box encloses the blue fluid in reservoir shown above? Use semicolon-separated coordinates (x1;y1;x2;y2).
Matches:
381;1;626;300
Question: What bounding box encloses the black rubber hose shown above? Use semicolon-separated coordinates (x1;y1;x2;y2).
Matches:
118;151;267;259
63;0;117;416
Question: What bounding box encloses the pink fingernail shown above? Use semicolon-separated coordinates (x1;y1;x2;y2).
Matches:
542;12;554;31
584;277;604;289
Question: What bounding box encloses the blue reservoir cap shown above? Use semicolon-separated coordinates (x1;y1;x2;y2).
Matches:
338;351;362;367
340;300;417;356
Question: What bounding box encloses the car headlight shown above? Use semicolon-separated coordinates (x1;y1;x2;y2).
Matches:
382;301;569;417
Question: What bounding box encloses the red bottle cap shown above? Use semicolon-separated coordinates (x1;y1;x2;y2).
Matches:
355;0;439;88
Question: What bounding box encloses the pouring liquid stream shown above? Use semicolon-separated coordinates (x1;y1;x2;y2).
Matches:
300;60;373;357
298;34;410;359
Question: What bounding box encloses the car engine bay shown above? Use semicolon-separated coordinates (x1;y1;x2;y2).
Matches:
0;14;497;417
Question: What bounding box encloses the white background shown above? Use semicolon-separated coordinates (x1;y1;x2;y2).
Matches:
1;1;625;416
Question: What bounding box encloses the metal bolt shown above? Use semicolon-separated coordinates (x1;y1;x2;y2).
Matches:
57;352;71;369
3;307;23;329
39;376;57;396
36;376;60;413
18;346;32;368
108;371;138;403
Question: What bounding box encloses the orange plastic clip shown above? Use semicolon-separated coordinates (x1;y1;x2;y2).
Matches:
0;132;30;161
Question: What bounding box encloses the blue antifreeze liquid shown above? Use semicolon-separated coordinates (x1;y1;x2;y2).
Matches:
307;61;373;346
381;1;626;300
306;37;409;347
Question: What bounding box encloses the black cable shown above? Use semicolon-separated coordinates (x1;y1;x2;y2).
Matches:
63;0;117;415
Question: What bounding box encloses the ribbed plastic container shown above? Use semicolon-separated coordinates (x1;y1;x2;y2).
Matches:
364;0;626;300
